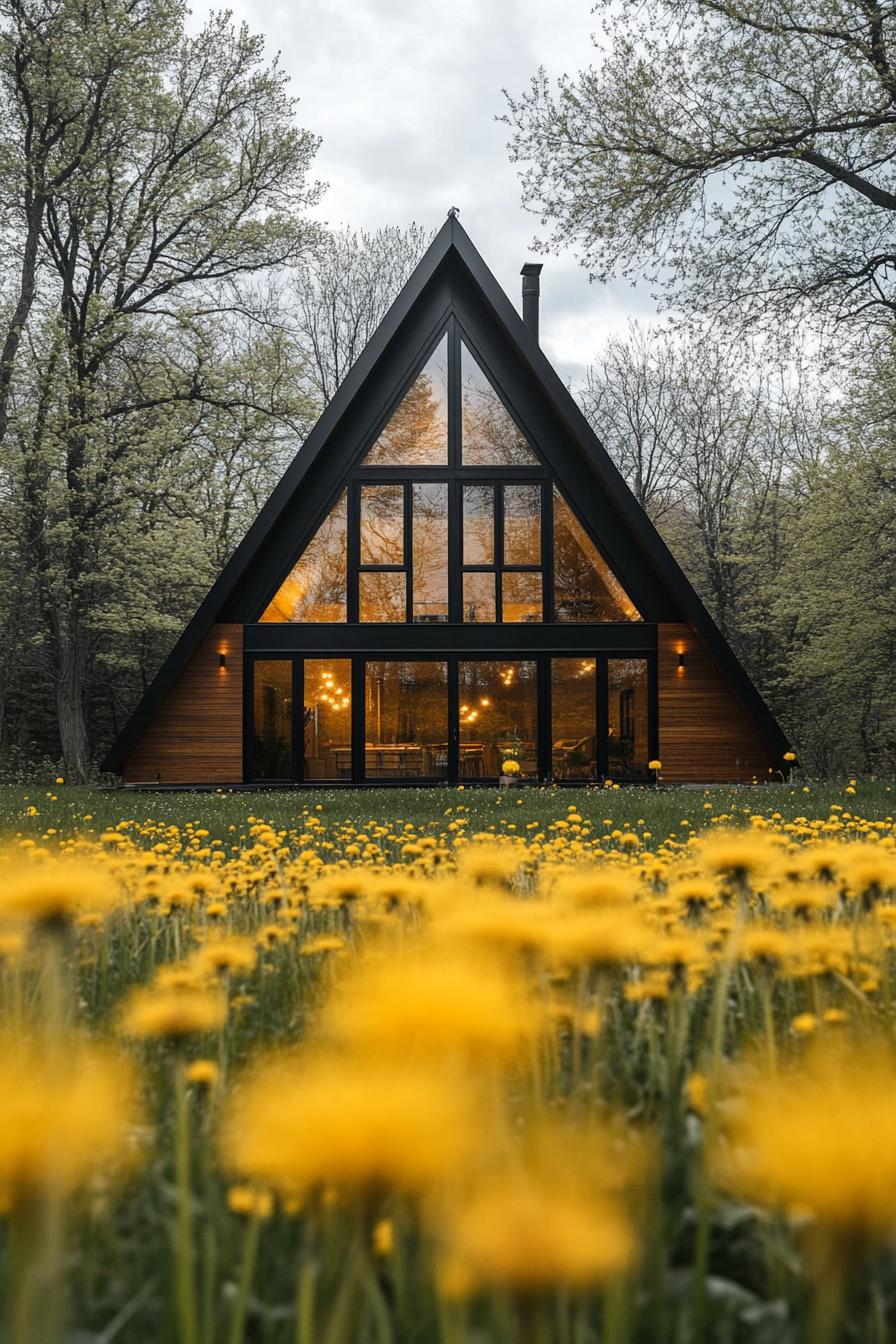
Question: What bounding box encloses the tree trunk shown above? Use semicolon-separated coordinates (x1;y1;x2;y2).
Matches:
55;622;90;782
0;190;45;445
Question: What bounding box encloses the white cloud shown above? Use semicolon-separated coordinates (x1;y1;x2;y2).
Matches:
194;0;661;377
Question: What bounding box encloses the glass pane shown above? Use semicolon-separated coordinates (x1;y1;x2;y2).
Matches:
365;661;449;779
553;488;642;622
360;570;406;622
463;571;496;623
303;659;351;780
364;334;449;465
458;660;537;779
502;571;542;623
463;484;494;564
503;483;541;565
461;342;539;465
361;484;404;565
552;659;596;780
608;659;650;780
412;482;448;622
260;493;346;622
251;661;292;778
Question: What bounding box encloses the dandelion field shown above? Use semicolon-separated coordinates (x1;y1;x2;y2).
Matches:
1;779;896;1344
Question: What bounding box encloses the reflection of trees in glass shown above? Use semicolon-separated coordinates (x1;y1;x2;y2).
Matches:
608;658;649;777
360;485;404;564
251;662;292;777
261;493;347;622
551;658;596;779
552;489;641;622
412;483;448;620
461;343;538;465
360;571;405;622
503;484;541;565
502;572;541;622
463;572;495;622
462;485;494;565
364;337;448;464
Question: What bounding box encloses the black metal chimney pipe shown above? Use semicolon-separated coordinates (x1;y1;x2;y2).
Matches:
520;263;543;343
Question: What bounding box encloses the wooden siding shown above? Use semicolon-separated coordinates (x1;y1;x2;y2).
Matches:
658;624;775;783
123;625;243;784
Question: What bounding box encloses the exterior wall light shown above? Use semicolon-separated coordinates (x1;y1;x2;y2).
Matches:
219;653;227;669
677;652;686;670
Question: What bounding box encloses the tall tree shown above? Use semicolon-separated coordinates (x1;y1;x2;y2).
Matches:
293;224;432;405
0;0;322;779
505;2;896;335
583;327;824;641
0;0;181;443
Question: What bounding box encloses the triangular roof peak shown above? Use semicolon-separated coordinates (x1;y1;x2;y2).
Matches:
103;214;789;771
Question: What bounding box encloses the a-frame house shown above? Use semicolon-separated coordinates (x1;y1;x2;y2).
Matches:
103;214;791;787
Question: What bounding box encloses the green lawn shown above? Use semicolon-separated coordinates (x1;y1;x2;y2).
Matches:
3;778;893;847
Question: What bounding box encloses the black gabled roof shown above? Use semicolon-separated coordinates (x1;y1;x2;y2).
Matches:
102;214;790;772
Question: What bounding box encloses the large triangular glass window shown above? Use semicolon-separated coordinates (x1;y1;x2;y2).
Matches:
260;491;347;622
363;334;448;465
553;488;642;622
461;340;539;465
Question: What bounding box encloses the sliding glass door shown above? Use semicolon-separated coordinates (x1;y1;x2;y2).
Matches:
247;653;655;784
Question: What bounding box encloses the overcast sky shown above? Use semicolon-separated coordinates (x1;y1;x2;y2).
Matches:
195;0;659;383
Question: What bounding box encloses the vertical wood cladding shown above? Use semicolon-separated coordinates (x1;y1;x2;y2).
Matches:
658;624;775;783
123;625;243;784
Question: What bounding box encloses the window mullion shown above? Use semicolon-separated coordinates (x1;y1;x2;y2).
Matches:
404;482;412;623
495;483;504;624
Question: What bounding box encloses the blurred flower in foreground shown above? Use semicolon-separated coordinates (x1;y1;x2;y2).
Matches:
321;943;540;1066
0;857;122;927
714;1041;896;1243
220;1050;479;1201
120;985;227;1041
0;1033;140;1208
435;1117;647;1295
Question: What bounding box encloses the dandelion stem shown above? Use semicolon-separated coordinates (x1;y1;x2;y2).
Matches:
173;1056;199;1344
227;1212;261;1344
294;1253;318;1344
357;1242;394;1344
808;1241;846;1344
760;973;778;1072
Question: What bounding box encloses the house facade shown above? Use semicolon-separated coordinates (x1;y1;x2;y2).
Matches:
103;216;790;787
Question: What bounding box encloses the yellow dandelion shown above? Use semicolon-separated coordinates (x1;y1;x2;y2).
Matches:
0;857;122;926
713;1041;896;1240
220;1051;479;1200
321;944;540;1065
0;1033;140;1207
185;1059;220;1090
227;1184;274;1219
191;935;257;978
121;985;227;1041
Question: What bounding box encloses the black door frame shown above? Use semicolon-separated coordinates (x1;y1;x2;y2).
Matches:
244;649;659;786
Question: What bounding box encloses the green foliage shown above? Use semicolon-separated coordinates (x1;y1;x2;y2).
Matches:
505;2;896;336
773;350;896;772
